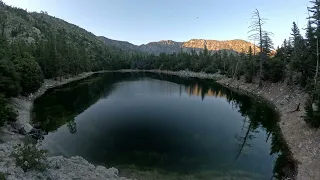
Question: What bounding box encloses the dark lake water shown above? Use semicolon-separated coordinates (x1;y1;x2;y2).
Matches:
32;72;294;180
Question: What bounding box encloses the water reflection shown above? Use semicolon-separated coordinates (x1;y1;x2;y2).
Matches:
32;72;295;180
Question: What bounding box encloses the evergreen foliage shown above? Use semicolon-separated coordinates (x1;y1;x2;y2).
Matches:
0;94;17;126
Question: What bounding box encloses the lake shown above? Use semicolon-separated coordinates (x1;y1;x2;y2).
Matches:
32;72;294;180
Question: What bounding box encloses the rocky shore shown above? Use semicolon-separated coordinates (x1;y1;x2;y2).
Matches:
1;70;319;180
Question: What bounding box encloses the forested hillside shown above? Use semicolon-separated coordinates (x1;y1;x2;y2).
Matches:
0;1;135;126
98;36;140;52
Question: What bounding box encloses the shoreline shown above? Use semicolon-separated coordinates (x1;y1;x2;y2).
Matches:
1;69;319;180
11;72;97;129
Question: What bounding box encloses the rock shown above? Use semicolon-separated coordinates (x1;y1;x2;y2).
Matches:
312;103;318;111
19;123;34;135
49;156;65;169
27;134;41;141
33;156;128;180
32;27;41;35
96;166;118;178
11;122;21;130
280;99;289;106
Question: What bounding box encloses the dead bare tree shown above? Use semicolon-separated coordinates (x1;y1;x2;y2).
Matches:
248;9;268;87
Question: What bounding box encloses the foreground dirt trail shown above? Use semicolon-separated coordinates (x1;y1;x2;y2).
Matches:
217;78;320;180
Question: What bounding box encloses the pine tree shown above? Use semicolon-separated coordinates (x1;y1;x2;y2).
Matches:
289;22;309;85
309;1;320;89
303;2;320;127
244;46;255;83
262;32;274;57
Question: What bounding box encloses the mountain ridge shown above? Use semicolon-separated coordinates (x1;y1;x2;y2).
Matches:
98;36;259;54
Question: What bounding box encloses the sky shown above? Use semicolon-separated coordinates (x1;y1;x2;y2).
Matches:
3;0;311;47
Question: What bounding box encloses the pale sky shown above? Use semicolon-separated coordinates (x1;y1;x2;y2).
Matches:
3;0;310;46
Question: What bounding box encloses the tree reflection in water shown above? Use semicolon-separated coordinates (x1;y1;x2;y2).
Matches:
32;72;296;179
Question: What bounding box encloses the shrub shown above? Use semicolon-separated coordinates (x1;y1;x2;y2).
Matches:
263;58;285;83
304;96;320;128
0;94;17;127
11;138;48;172
0;172;6;180
204;66;217;74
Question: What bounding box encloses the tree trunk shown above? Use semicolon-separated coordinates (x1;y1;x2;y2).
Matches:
315;37;319;90
259;19;263;87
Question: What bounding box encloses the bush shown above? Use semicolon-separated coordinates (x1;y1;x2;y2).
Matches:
0;172;6;180
11;138;48;172
0;94;17;127
304;97;320;128
204;66;217;74
263;58;285;83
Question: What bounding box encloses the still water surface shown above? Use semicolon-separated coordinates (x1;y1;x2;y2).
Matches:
32;72;293;180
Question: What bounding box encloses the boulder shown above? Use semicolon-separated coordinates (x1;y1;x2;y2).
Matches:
280;99;289;106
19;123;33;135
27;128;46;140
313;103;318;111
